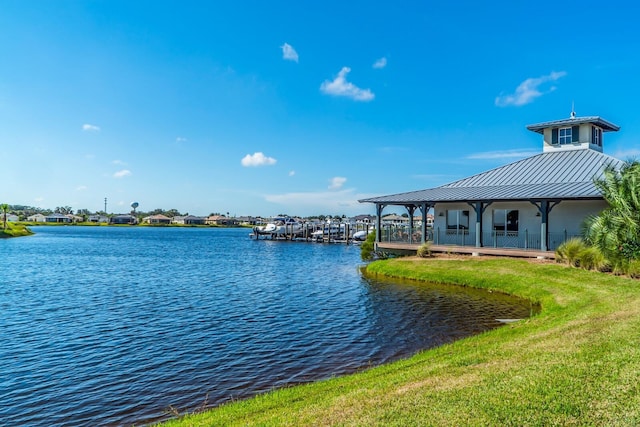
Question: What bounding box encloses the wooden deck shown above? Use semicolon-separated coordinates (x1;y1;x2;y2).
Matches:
376;242;556;259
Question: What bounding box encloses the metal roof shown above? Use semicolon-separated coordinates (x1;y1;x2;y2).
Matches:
359;149;625;205
526;116;620;133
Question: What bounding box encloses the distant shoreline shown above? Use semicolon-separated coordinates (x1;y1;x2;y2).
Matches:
0;223;33;238
19;222;252;229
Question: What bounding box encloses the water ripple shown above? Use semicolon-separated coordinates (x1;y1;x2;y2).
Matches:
0;227;533;426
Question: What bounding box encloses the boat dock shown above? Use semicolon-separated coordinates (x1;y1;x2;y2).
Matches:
250;222;370;244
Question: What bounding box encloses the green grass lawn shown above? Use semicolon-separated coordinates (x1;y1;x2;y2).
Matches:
0;222;33;237
161;256;640;426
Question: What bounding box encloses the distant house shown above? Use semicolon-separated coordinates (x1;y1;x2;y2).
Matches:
46;213;72;223
144;214;171;224
183;215;206;225
27;213;47;222
426;213;434;227
381;214;409;225
353;214;375;224
205;215;238;226
109;214;138;225
4;213;19;222
237;216;259;226
88;215;109;223
171;216;189;224
66;214;83;223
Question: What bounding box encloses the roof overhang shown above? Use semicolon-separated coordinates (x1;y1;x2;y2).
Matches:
359;182;604;205
526;116;620;134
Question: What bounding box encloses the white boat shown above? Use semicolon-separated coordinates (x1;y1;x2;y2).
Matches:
311;222;346;240
352;230;369;241
254;217;303;236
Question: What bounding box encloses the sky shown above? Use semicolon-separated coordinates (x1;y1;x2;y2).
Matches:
2;1;640;217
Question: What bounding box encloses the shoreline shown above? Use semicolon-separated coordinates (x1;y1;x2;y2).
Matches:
160;256;640;426
0;223;33;238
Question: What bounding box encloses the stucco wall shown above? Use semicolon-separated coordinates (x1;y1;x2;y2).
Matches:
542;124;602;153
548;200;607;234
433;199;606;236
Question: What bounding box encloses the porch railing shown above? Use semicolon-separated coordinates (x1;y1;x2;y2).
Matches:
381;226;581;251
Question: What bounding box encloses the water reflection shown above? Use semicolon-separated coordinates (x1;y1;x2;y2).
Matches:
361;275;535;363
0;227;535;426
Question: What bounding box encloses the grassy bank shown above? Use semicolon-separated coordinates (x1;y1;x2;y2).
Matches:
161;257;640;426
0;222;33;238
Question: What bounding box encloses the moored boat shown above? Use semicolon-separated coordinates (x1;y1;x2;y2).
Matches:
253;217;303;236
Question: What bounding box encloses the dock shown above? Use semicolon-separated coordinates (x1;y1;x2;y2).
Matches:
250;222;369;244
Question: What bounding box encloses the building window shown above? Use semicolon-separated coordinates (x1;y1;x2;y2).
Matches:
493;209;518;234
552;125;579;145
559;127;572;144
592;126;602;147
446;210;469;231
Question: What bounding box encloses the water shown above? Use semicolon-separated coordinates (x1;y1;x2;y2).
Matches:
0;226;533;426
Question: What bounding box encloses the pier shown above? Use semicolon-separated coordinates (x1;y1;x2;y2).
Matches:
250;222;371;244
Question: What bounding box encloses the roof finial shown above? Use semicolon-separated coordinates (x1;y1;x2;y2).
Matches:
570;101;576;119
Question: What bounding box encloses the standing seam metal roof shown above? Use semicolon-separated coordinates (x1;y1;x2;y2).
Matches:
359;149;625;204
526;116;620;133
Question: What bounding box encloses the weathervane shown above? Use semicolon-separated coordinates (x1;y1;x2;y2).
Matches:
570;101;576;119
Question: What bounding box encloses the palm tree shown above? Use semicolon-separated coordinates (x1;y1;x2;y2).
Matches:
0;204;9;230
584;161;640;270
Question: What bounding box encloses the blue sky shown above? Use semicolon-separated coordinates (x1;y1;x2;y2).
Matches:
2;1;639;217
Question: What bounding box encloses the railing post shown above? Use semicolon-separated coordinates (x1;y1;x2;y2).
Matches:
525;229;528;249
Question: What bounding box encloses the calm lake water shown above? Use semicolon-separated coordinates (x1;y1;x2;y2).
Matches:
0;226;533;426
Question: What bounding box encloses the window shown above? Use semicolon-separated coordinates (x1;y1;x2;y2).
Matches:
559;127;572;144
493;209;518;234
592;126;602;147
551;125;579;145
446;210;469;230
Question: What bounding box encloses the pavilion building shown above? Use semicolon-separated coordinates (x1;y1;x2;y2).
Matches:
359;111;623;253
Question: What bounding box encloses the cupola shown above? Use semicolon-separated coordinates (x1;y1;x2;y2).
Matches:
526;109;619;153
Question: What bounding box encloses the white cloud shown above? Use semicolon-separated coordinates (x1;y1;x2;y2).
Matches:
289;170;296;176
82;124;101;132
241;152;277;167
76;185;87;191
320;67;374;102
281;43;299;62
112;159;126;165
328;176;347;190
467;149;540;160
34;197;44;203
176;137;187;143
495;71;567;107
373;57;387;69
113;169;132;178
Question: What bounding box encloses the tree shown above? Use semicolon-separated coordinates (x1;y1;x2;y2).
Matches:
360;231;376;261
165;209;182;218
584;161;640;271
55;206;73;215
0;204;9;230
